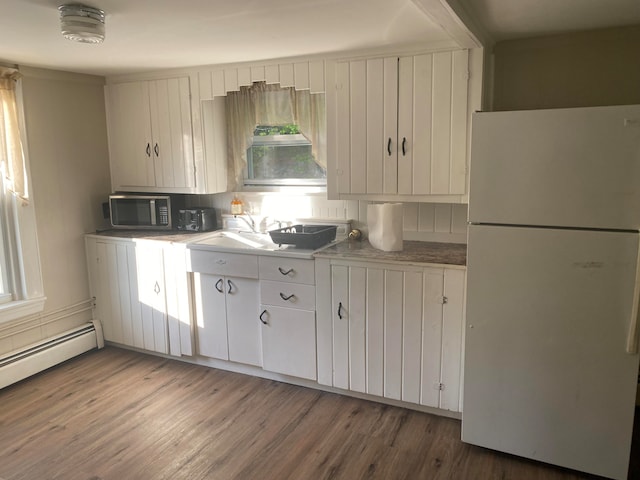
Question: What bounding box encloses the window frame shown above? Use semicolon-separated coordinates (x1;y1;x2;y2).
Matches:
0;77;45;324
244;131;326;188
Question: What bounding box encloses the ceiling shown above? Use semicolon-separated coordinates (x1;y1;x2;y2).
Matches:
1;0;640;77
457;0;640;42
0;0;453;76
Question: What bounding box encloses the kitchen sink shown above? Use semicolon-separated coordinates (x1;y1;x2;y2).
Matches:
194;230;279;251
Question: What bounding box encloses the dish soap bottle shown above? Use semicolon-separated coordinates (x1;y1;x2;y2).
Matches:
230;195;243;215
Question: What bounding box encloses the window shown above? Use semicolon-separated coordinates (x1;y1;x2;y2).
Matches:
226;82;326;189
0;67;45;323
246;124;326;186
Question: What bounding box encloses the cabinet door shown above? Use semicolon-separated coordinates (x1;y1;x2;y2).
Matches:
330;264;350;389
440;268;465;412
261;306;317;380
106;81;154;189
335;58;398;195
225;277;261;366
90;239;168;354
163;243;193;357
193;273;229;360
420;269;445;408
398;51;469;195
330;264;428;401
326;262;459;409
149;78;196;189
135;243;169;354
92;241;122;344
332;50;470;199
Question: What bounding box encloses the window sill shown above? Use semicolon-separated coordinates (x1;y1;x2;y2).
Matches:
0;296;46;325
241;185;327;194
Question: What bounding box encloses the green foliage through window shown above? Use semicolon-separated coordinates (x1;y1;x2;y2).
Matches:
246;124;326;186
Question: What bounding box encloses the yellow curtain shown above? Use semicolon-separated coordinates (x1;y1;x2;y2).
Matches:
226;81;326;188
0;67;27;203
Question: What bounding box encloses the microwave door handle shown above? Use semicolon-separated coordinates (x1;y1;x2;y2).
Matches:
150;200;157;226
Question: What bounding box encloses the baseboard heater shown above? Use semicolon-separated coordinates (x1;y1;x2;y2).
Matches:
0;320;104;390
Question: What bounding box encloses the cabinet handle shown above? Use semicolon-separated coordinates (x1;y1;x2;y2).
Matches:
227;279;233;294
215;278;223;293
338;301;343;319
153;281;160;295
146;143;151;157
402;137;407;156
387;137;392;156
278;267;294;276
154;143;159;157
279;292;295;301
259;309;268;325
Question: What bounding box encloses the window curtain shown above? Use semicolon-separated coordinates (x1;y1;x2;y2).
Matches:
225;82;326;188
0;67;27;203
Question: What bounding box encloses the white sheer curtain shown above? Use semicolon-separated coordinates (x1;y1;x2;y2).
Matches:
225;82;326;188
0;67;28;203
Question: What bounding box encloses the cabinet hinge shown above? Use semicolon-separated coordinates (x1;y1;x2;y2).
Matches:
439;296;448;305
434;382;445;391
91;296;97;308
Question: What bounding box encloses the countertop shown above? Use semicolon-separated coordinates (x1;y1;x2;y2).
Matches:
314;239;467;267
88;230;467;266
87;229;324;259
87;229;214;243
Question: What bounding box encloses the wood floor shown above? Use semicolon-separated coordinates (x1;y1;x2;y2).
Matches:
0;347;637;480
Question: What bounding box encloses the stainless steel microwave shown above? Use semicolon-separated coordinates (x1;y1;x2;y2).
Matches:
109;194;183;230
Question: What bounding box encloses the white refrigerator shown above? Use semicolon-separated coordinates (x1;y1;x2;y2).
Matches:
463;105;640;480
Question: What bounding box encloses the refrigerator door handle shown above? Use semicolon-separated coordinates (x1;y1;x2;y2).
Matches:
626;237;640;354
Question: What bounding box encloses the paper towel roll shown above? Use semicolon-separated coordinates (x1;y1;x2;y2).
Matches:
367;203;403;251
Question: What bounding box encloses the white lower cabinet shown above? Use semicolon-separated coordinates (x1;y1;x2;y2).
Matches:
316;258;465;412
259;257;317;380
193;273;261;366
85;236;193;357
188;250;261;367
259;306;317;380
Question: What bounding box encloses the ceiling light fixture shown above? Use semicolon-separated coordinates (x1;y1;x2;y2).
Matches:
58;4;105;44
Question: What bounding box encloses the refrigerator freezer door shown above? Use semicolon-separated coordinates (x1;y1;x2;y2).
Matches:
463;225;640;480
468;105;640;230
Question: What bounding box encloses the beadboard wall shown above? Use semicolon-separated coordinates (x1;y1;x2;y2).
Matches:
187;192;468;244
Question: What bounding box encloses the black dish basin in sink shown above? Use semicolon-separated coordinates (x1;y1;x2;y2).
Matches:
268;224;337;249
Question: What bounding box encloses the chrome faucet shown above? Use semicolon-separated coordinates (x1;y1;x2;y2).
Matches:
233;213;259;233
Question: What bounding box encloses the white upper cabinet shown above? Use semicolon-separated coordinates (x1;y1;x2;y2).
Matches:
329;49;472;202
106;77;197;193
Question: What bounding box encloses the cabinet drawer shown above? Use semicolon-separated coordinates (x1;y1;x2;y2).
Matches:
259;256;315;285
260;280;316;310
187;249;258;278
